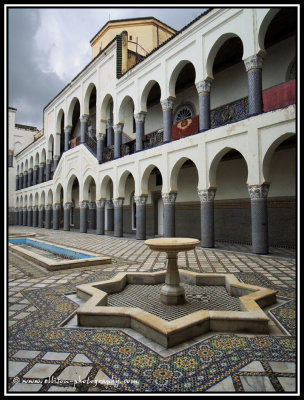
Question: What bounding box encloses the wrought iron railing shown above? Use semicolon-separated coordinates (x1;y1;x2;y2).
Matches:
210;97;248;129
102;145;114;163
121;139;136;156
85;134;97;155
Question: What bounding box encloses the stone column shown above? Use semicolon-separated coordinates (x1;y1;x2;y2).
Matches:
33;166;38;186
52;204;60;230
134;195;147;240
80;115;89;144
97;133;106;164
106;200;114;231
88;202;96;230
32;206;38;227
196;79;212;131
162;192;177;237
23;171;28;188
23;207;27;226
113;198;124;237
248;183;270;254
114;123;123;159
198;188;217;248
39;162;45;184
27;168;33;187
79;201;88;233
135;112;146;152
38;205;44;228
45;160;52;181
64;126;72;152
53;155;60;171
19;173;23;189
19;208;23;225
45;204;52;229
161;97;175;143
27;207;32;227
106;119;114;147
96;199;106;235
244;53;264;116
63;202;72;231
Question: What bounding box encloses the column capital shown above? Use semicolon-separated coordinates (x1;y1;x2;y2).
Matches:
244;53;264;72
23;170;28;175
198;188;217;203
64;202;73;210
53;203;61;210
248;183;270;200
106;200;114;209
34;165;39;171
162;192;177;205
134;112;147;123
28;167;33;172
106;119;113;129
161;97;175;111
38;205;45;211
79;201;88;209
39;162;45;167
134;195;148;206
64;125;72;134
88;201;96;209
32;205;38;211
45;204;52;211
96;199;106;208
113;198;124;208
80;114;89;124
196;79;212;94
54;155;60;161
27;206;32;211
114;123;123;134
97;132;106;141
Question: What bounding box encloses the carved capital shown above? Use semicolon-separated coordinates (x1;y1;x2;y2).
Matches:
196;79;212;94
64;202;72;210
64;125;72;135
244;54;264;72
161;97;175;111
27;206;32;212
53;203;61;210
80;115;89;124
79;201;88;209
97;132;107;141
106;119;113;129
113;198;124;208
134;112;147;124
134;195;148;207
96;199;106;208
114;123;123;135
88;201;96;209
38;205;45;211
106;200;114;209
32;205;38;212
248;183;270;200
162;192;177;205
198;188;217;203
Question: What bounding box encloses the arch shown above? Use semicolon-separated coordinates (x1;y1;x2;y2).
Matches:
47;134;54;160
47;188;53;205
40;191;46;206
66;173;80;203
100;93;114;121
25;159;28;171
168;60;196;99
209;146;249;188
262;132;296;183
34;152;40;166
117;169;136;199
99;174;114;199
84;82;97;115
83;174;96;201
34;192;39;206
118;95;135;124
28;194;33;207
169;156;199;193
140;80;162;112
56;108;65;133
40;148;46;163
206;33;244;80
141;164;164;196
67;97;81;126
258;8;281;54
54;182;64;204
29;156;34;169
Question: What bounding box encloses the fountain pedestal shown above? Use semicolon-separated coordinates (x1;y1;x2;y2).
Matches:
145;238;200;305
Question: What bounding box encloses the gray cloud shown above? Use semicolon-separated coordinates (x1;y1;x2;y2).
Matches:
7;6;207;130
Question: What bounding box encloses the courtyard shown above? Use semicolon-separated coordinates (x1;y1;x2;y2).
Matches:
6;226;297;394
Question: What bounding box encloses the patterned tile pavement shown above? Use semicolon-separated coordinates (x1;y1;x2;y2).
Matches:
6;227;298;394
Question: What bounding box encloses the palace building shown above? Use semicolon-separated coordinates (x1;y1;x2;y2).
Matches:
7;8;297;254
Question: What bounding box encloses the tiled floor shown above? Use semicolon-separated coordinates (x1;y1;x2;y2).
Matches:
6;227;298;393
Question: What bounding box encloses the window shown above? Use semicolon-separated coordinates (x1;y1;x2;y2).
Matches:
173;104;194;124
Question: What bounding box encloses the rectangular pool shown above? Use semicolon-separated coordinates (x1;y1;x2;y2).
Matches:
8;237;111;271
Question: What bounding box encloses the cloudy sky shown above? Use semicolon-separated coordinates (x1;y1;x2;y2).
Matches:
7;5;208;130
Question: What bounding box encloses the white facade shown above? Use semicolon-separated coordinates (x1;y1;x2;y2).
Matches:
10;8;297;251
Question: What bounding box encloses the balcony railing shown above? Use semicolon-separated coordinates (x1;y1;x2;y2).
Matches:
210;97;249;129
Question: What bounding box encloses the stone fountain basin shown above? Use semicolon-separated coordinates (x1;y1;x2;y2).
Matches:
76;270;277;348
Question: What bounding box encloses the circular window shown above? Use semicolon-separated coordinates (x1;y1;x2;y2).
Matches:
174;105;194;124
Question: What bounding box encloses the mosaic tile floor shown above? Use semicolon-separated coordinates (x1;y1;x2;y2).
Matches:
6;227;298;393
